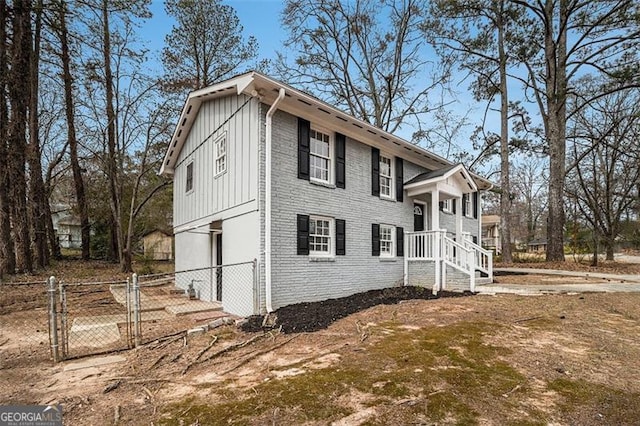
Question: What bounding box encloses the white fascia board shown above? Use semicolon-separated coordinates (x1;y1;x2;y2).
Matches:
159;72;258;177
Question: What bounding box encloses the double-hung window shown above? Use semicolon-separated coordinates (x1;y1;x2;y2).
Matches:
185;162;194;193
379;224;395;257
379;155;393;198
464;195;473;217
309;216;332;256
442;199;452;213
310;129;331;183
214;135;226;176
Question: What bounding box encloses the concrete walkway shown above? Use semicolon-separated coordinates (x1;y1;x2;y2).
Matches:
478;267;640;295
494;267;640;283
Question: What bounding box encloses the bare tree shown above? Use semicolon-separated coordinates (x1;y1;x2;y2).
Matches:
566;86;640;261
426;0;530;261
510;0;640;261
50;0;92;260
0;0;14;276
511;157;548;244
7;0;33;272
162;0;259;93
277;0;449;135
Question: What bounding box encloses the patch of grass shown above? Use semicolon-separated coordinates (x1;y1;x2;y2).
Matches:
160;322;544;425
549;378;640;424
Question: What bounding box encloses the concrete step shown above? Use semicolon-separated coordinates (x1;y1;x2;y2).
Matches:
165;301;223;316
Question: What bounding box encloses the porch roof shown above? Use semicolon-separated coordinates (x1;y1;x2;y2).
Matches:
404;164;478;198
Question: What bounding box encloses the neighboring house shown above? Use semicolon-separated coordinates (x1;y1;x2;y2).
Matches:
51;204;82;250
528;238;547;253
481;215;501;254
160;72;494;317
142;230;174;260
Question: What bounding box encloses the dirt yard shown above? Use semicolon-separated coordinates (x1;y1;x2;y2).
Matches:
2;289;640;425
2;258;640;424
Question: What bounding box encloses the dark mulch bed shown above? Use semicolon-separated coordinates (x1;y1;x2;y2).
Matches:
241;286;472;334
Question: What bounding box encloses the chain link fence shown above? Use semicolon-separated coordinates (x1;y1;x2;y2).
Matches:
0;281;51;369
135;261;258;345
1;260;258;364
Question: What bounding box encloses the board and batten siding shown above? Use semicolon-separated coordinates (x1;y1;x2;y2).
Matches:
173;94;259;229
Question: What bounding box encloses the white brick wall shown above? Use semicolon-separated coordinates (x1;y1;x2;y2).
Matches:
267;109;478;310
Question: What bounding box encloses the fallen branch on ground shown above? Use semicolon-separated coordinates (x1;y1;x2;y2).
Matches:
194;336;219;361
513;316;542;323
219;335;298;375
182;332;276;375
148;353;169;370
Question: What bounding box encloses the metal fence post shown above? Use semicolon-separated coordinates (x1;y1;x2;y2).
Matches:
126;277;132;348
47;276;59;363
252;259;259;314
59;280;68;360
132;273;141;347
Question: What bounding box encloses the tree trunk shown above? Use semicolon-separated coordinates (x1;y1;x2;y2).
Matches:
497;0;512;263
544;0;567;262
7;0;33;272
58;0;90;260
591;229;598;267
101;0;126;270
28;0;49;269
0;0;14;276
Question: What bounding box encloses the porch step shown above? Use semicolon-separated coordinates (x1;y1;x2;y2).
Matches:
165;301;223;316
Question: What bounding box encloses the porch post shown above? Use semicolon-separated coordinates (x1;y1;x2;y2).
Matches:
455;197;462;243
431;190;441;292
403;233;408;287
431;189;439;231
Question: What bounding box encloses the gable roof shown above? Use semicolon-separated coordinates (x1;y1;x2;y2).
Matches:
404;163;478;193
160;71;493;190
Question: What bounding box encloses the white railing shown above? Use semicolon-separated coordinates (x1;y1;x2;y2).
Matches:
404;230;494;292
463;234;493;281
406;230;442;260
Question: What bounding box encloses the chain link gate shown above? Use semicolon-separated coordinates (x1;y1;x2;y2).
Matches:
46;260;257;362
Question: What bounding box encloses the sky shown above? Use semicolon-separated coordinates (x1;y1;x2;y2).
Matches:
137;0;499;170
141;0;286;69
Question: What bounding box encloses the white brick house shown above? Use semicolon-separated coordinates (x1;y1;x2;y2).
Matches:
160;72;493;317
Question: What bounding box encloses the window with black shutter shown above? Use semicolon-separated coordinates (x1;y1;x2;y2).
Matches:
395;157;403;202
371;223;380;256
335;133;346;189
336;219;346;255
473;192;479;219
297;118;310;180
296;214;309;255
371;147;380;196
396;227;404;257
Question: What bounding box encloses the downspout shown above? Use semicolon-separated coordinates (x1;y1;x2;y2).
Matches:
265;88;285;313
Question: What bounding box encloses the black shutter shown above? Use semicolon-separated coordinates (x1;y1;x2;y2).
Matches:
297;214;309;255
395;157;403;202
297;118;310;180
452;198;457;214
439;201;444;211
336;219;346;255
396;226;404;257
371;223;380;256
371;147;380;196
462;194;468;216
473;192;479;219
472;235;478;245
335;133;346;189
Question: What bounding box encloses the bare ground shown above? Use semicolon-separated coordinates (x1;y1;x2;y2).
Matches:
2;258;640;424
2;291;640;425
